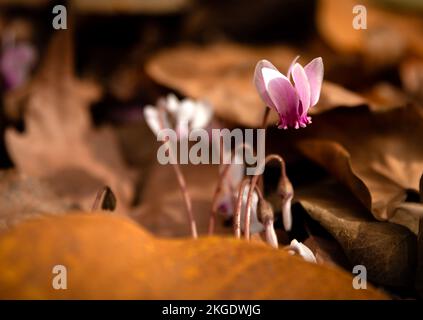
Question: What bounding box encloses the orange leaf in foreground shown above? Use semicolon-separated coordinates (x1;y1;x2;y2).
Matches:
0;213;387;299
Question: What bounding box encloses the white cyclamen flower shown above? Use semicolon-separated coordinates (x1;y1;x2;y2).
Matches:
143;93;213;139
286;239;317;263
240;184;264;235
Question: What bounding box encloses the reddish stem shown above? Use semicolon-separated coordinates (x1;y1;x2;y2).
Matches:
158;105;198;239
244;154;286;240
208;142;255;235
233;177;251;238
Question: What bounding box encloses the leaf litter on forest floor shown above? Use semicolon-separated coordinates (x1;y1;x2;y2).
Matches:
0;170;74;232
0;213;388;299
4;29;135;213
295;105;423;233
146;43;406;127
131;162;232;237
296;179;417;288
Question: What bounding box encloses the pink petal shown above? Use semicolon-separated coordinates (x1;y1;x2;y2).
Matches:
253;59;279;110
292;63;311;117
304;57;324;107
286;55;300;80
265;68;299;124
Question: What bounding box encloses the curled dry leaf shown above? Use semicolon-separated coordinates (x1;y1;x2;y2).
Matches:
303;235;351;269
0;170;74;232
296;105;423;233
146;43;384;127
132;162;231;237
297;180;417;288
0;213;387;299
5;30;135;212
317;0;423;65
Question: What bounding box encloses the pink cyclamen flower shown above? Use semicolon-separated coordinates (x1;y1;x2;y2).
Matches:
254;56;324;129
1;42;36;90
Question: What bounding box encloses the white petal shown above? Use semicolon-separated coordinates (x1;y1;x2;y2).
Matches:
228;151;245;189
262;67;289;91
287;55;300;80
178;99;196;124
282;194;293;231
265;223;279;248
254;59;279;109
165;93;180;114
289;239;317;263
191;101;213;129
143;106;162;136
240;185;264;234
304;57;324;107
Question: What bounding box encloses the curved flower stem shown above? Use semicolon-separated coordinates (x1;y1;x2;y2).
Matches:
158;105;198;239
208;142;255;235
170;163;198;238
233;177;251;238
244;154;286;240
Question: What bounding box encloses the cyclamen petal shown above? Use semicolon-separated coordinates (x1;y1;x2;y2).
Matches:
143;106;163;136
254;56;323;129
304;57;324;107
286;55;300;80
144;94;213;139
1;43;36;90
291;63;311;117
265;72;299;128
240;185;264;234
265;223;278;248
165;94;180;113
282;194;293;231
191;101;213;129
288;239;317;263
254;60;279;110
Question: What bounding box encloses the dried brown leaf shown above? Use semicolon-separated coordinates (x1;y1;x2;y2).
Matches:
318;0;423;65
297;180;417;288
5;30;135;212
296;105;423;232
132;162;231;237
146;43;386;127
0;213;388;299
0;170;73;232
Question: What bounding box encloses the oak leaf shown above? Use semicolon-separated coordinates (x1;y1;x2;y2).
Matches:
5;30;135;212
297;180;417;288
146;43;403;127
0;213;387;299
296;105;423;232
317;0;423;65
